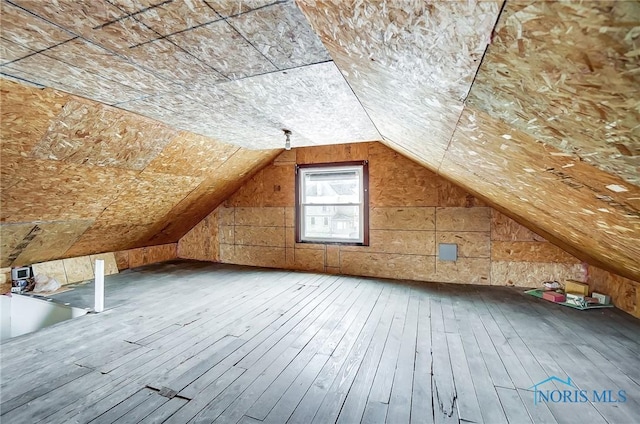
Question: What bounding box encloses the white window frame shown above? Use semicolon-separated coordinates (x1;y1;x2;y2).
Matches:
296;161;369;245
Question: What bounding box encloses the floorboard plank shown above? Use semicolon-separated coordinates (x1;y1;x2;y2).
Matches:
2;262;639;424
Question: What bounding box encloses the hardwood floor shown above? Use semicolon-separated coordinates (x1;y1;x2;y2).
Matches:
1;260;639;424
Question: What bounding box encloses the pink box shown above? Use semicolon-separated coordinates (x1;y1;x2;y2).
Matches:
543;291;566;303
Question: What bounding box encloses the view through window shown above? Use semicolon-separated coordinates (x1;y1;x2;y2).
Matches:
296;161;369;245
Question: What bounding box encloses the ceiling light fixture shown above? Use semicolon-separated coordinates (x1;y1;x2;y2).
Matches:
283;129;292;150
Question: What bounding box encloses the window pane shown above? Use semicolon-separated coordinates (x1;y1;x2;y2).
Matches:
303;170;360;204
303;205;360;241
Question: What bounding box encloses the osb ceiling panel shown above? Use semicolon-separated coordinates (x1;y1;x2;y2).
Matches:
143;148;281;245
1;0;377;149
167;21;278;79
227;0;331;69
32;97;178;170
0;80;279;265
0;79;70;156
440;108;640;282
467;1;640;187
220;62;380;145
297;0;501;168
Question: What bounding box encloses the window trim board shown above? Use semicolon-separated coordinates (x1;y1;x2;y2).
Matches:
295;160;369;246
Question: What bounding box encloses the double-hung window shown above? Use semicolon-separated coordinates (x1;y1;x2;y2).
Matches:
296;161;369;245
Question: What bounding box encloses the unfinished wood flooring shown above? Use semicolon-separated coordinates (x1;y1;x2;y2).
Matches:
1;261;639;423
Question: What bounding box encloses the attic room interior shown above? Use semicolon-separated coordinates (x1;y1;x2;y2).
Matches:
0;0;639;423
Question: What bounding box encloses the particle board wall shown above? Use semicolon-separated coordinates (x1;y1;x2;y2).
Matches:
179;142;586;289
588;266;640;319
1;79;279;267
440;107;640;283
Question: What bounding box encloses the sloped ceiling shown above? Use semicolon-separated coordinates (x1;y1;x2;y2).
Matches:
0;0;380;148
0;79;280;266
297;0;640;282
0;0;638;281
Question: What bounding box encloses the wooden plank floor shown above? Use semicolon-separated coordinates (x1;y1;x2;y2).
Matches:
2;260;639;424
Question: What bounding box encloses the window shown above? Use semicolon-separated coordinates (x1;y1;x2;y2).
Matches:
296;161;369;245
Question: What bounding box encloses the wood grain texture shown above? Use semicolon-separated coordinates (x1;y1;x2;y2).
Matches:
32;98;177;170
89;253;119;276
62;256;94;283
114;251;129;270
491;262;586;288
436;208;491;232
178;211;219;262
297;0;500;168
436;232;490;258
228;0;330;69
1;78;280;265
588;266;640;318
370;207;435;231
491;210;545;242
227;164;295;207
142;148;280;245
0;80;70;157
2;262;640;423
441;108;640;282
182;142;589;290
31;259;68;285
340;251;435;281
0;221;93;268
491;241;581;264
369;143;439;207
435;258;491;285
467;0;640;186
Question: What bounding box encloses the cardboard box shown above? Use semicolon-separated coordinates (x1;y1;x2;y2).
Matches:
565;280;589;296
592;292;611;305
543;291;566;303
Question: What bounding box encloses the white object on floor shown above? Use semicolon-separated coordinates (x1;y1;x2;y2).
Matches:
94;259;104;313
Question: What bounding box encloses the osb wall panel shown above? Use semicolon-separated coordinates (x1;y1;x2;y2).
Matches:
435;258;491;286
89;253;119;276
467;1;640;186
182;142;583;288
437;232;490;259
491;262;586;289
340;252;436;282
62;256;94;284
178;211;219;262
226;163;295;207
491;241;581;264
588;266;640;318
442;108;640;282
95;171;202;226
114;251;130;270
369;143;439;207
122;243;178;269
63;222;157;258
31;260;68;286
370;207;435;231
1;80;279;266
491;210;545;242
220;244;286;269
142;149;280;245
436;207;491;232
